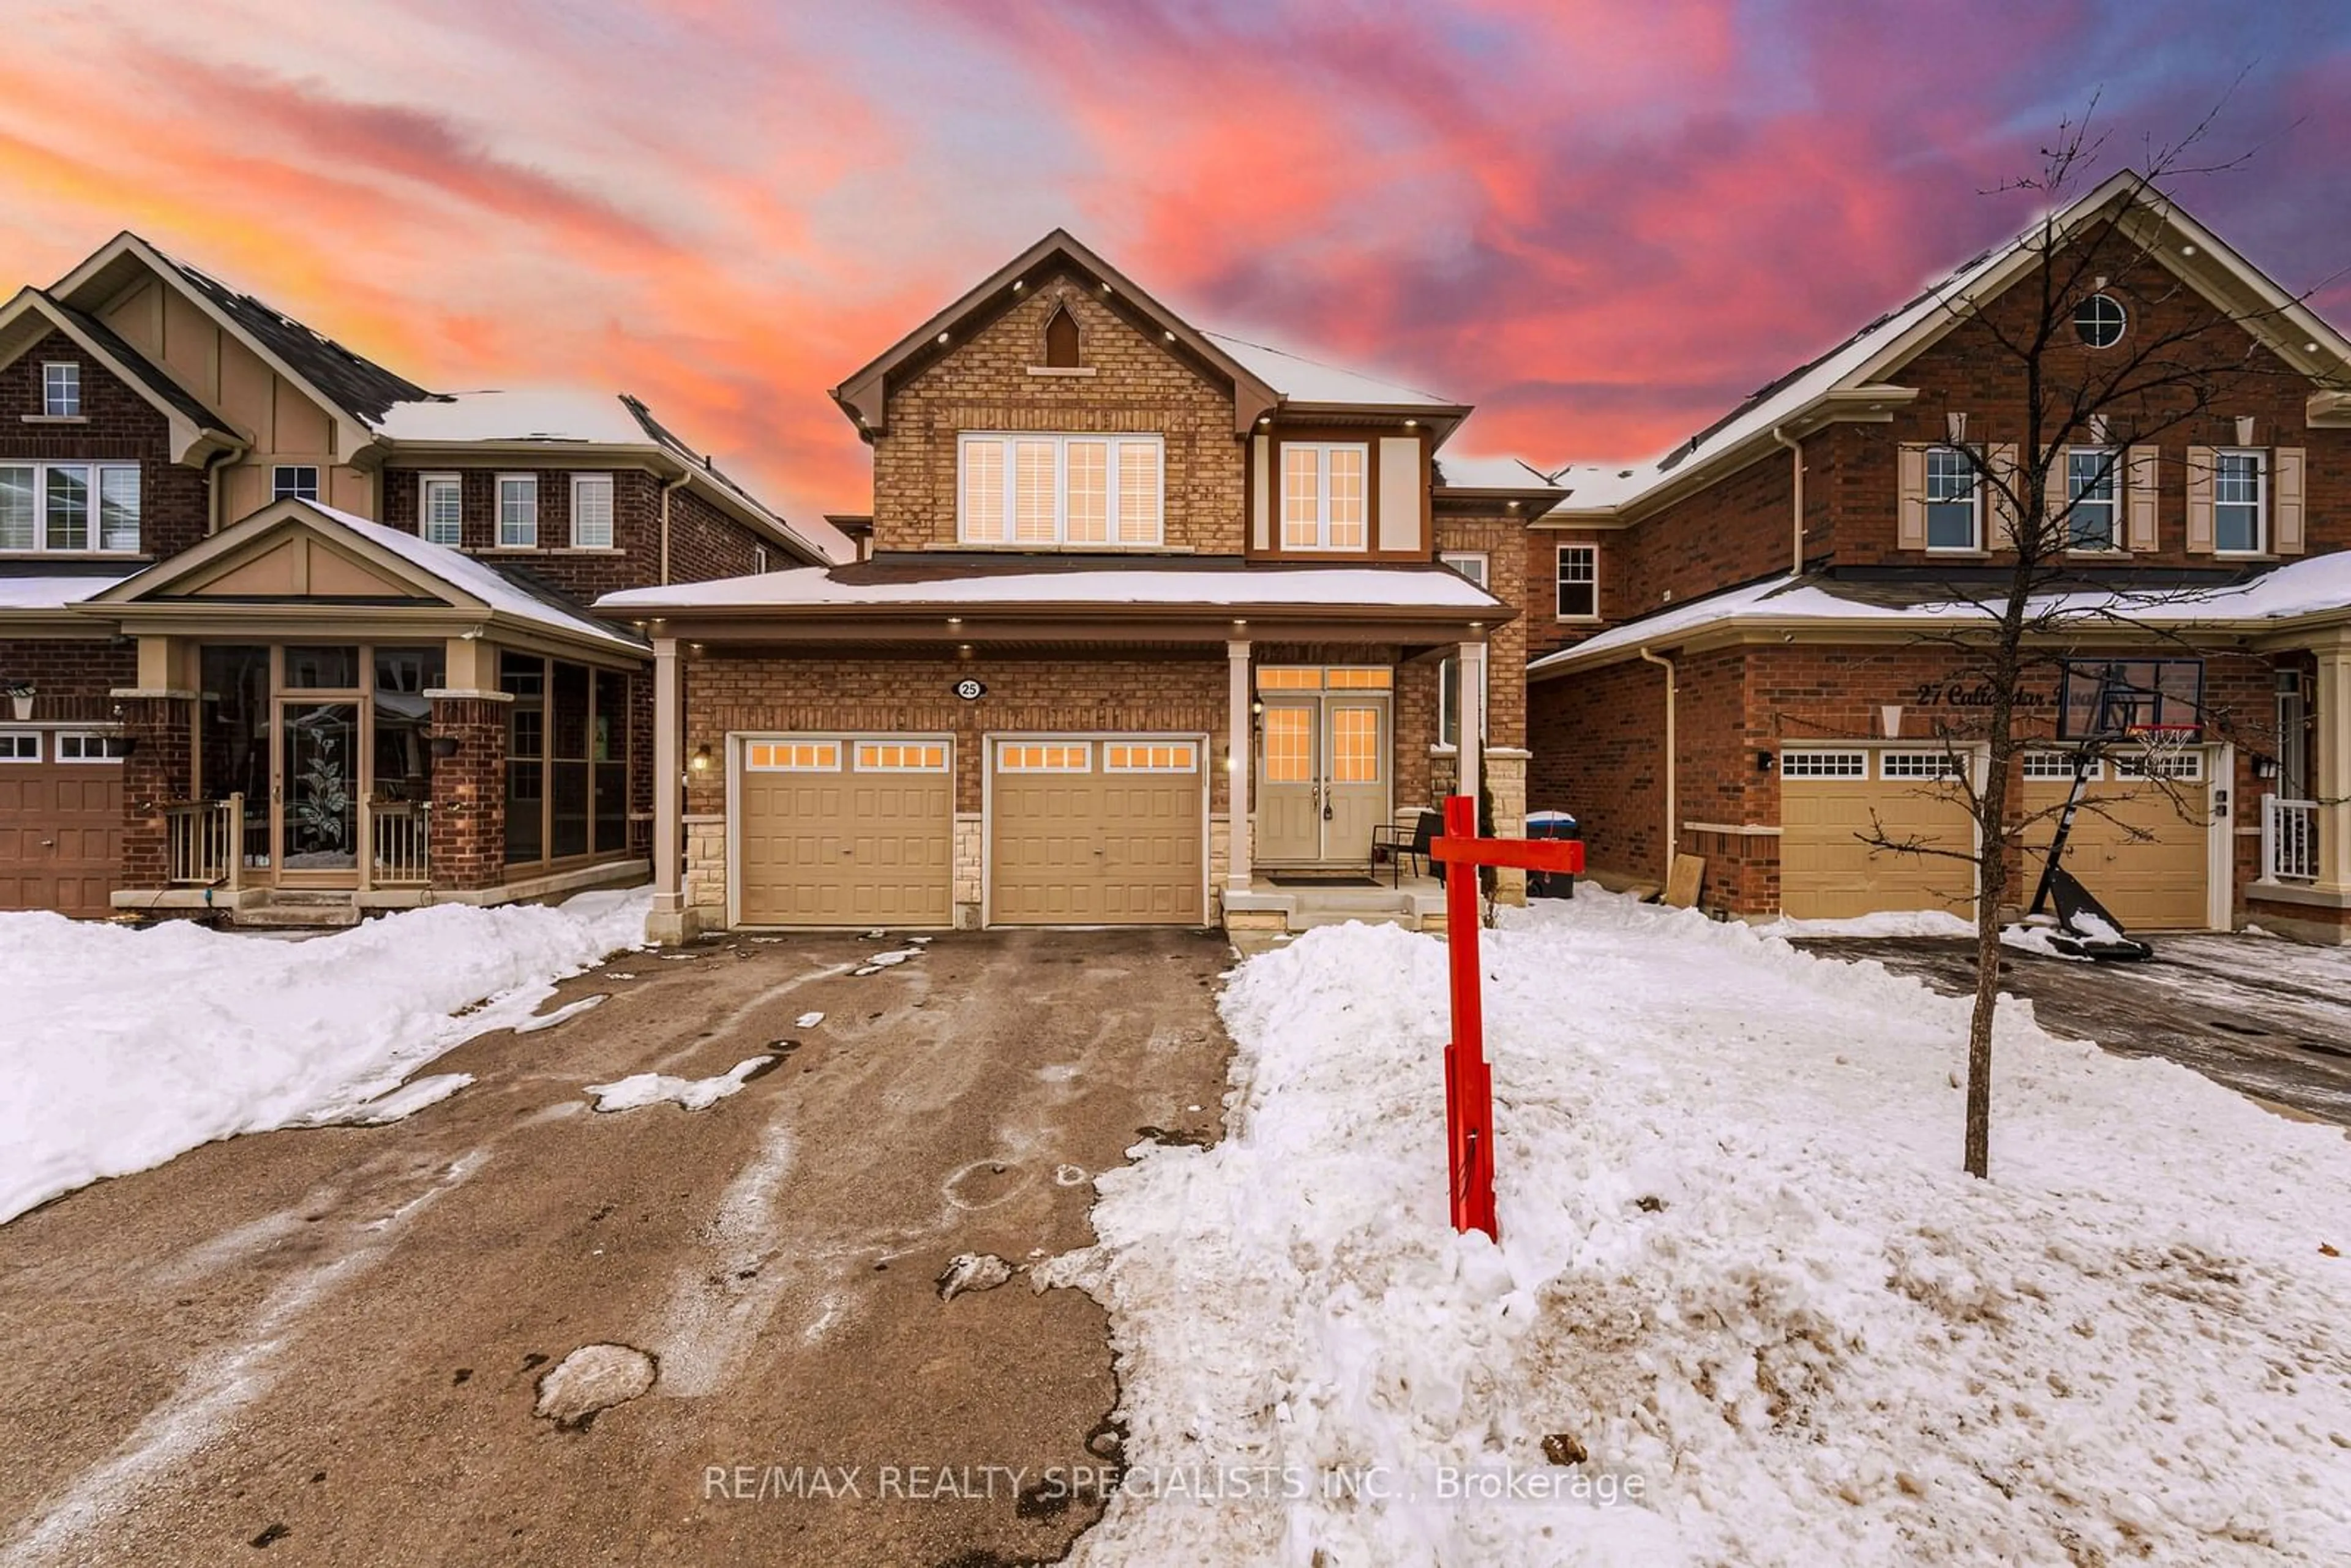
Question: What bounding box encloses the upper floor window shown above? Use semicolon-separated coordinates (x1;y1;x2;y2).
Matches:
1439;550;1488;589
2072;293;2126;348
1556;542;1598;620
571;473;614;549
42;362;80;417
2214;449;2266;553
958;433;1163;547
1924;446;1981;551
419;474;463;547
272;465;320;502
2066;449;2118;551
0;462;140;552
1280;443;1367;550
498;475;539;547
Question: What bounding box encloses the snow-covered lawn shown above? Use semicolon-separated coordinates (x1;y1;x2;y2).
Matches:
1054;893;2351;1566
0;891;647;1224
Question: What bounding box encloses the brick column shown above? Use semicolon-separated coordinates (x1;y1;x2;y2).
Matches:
116;692;195;891
426;694;508;892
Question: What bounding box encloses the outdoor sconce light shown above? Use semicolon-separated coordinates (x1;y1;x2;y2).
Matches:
1757;750;1776;773
1251;697;1265;718
2252;754;2279;781
691;744;713;773
429;734;461;760
957;642;975;661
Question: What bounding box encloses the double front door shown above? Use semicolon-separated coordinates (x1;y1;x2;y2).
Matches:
1257;688;1390;865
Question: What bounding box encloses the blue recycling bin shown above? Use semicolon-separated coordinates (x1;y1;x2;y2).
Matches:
1525;810;1580;899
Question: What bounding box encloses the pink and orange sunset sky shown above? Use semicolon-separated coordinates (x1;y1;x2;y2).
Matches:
3;0;2346;522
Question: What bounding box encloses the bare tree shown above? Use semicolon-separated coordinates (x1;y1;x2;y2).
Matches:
1853;104;2345;1179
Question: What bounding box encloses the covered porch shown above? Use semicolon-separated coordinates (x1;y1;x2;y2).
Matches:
2249;631;2351;943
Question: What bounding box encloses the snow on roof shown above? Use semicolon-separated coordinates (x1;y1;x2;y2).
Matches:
1202;332;1458;410
0;573;133;612
371;389;648;445
1548;462;1658;509
1532;554;2351;675
599;561;1504;614
301;501;645;651
1433;453;1562;491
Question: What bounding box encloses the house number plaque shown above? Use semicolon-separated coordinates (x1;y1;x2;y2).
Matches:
953;678;986;701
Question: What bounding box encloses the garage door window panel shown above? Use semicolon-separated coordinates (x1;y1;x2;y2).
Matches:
857;741;948;771
748;741;841;771
1104;743;1196;772
0;732;38;762
1782;751;1867;778
997;742;1092;772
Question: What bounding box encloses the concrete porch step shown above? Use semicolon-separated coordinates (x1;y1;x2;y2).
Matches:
231;895;362;930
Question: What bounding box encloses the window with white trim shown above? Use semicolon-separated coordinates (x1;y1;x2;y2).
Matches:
1438;553;1491;750
1881;751;1963;779
746;740;840;771
1280;443;1368;550
419;474;463;547
1438;550;1488;588
2023;751;2102;781
855;741;948;771
0;462;141;552
1103;742;1198;772
2066;449;2118;551
272;465;320;502
958;434;1163;546
997;741;1092;771
0;732;39;761
1780;750;1867;778
498;475;539;547
1925;446;1981;551
570;473;614;549
2115;750;2205;782
1556;543;1597;620
2213;450;2265;554
42;362;80;417
56;732;129;762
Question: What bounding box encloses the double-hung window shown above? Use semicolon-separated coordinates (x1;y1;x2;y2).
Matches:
2066;448;2118;551
1556;543;1598;620
958;433;1162;546
1280;443;1367;550
498;475;539;547
419;474;463;547
570;473;614;549
0;462;141;552
42;362;80;417
272;465;320;501
2214;450;2265;553
1925;446;1982;550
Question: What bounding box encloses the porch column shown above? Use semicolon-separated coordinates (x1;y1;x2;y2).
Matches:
647;634;697;945
1457;635;1487;811
1227;635;1253;893
2318;646;2351;891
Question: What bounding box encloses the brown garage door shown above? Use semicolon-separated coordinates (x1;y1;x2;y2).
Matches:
736;737;953;928
2022;750;2210;930
1779;748;1976;920
991;738;1204;925
0;730;124;918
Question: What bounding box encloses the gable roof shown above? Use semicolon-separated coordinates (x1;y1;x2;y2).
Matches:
152;249;430;424
1550;170;2351;521
0;287;239;462
1202;332;1460;413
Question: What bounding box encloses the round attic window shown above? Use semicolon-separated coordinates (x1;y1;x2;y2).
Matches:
2073;293;2126;348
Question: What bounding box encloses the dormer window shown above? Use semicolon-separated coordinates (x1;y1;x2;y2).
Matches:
1043;303;1081;368
42;362;80;417
272;465;320;501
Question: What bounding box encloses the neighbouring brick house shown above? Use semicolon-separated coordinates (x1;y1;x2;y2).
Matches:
599;230;1561;941
1524;171;2351;942
0;233;841;925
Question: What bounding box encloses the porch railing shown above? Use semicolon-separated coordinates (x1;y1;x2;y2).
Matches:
166;795;244;889
369;800;431;886
2262;795;2317;883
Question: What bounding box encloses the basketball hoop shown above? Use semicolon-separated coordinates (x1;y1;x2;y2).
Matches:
2124;722;2201;776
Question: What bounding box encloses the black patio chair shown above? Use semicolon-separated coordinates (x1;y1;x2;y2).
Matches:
1370;807;1440;887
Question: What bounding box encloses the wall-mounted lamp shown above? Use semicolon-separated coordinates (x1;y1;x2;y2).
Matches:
1222;745;1235;774
429;734;462;760
690;744;713;773
2252;754;2280;781
956;642;975;661
1756;750;1776;773
1250;697;1265;718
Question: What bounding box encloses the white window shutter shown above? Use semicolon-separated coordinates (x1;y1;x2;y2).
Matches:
2126;446;2159;552
1896;444;1927;551
2273;447;2306;556
1989;443;2020;549
2184;445;2215;553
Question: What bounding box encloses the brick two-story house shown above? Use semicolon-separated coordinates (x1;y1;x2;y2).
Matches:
1525;172;2351;942
0;233;841;925
601;231;1562;941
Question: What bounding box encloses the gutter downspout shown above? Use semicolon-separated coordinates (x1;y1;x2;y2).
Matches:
1772;425;1804;575
203;442;248;535
1639;646;1677;883
658;472;689;585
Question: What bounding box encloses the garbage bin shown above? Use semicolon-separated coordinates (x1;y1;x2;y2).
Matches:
1524;810;1580;899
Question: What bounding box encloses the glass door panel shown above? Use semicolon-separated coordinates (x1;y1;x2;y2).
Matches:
281;702;359;874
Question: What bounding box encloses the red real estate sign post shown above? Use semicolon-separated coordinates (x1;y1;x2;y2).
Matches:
1428;793;1584;1241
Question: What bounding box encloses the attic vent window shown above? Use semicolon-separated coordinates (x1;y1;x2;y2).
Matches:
2073;293;2126;349
1044;304;1081;368
42;362;80;417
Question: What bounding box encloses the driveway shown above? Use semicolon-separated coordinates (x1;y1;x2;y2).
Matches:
0;928;1234;1567
1794;933;2351;1125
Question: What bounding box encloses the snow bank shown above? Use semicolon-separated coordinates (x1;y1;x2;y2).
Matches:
0;890;648;1223
1755;908;1976;939
1057;893;2351;1564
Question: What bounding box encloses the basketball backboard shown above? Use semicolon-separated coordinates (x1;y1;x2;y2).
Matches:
2057;658;2205;740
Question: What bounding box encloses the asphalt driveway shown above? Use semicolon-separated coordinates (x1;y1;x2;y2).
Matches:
1794;932;2351;1126
0;927;1234;1567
